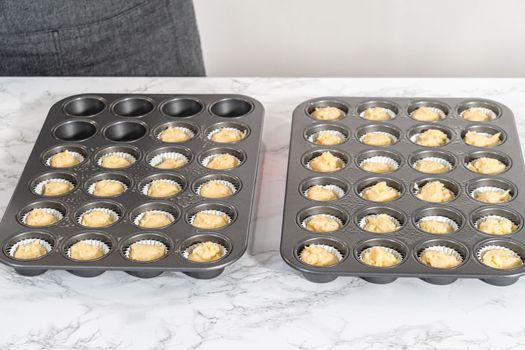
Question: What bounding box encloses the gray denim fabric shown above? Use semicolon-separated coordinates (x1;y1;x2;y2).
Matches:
0;0;205;76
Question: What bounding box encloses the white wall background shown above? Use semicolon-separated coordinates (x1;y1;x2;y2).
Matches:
193;0;525;77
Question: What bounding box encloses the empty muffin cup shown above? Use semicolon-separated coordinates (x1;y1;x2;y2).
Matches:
112;97;155;117
210;98;253;118
53;120;98;142
63;96;106;117
161;98;204;118
103;121;148;142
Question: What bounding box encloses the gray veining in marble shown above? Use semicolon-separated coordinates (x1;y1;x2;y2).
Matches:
1;78;525;349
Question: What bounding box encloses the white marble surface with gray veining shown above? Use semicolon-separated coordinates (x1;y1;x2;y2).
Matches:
1;78;525;349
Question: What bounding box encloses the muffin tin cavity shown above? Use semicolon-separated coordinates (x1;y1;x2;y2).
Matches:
282;97;524;285
304;124;349;145
180;233;232;263
139;173;186;198
112;97;155;118
85;173;132;197
298;206;348;233
95;146;139;169
120;232;173;263
18;201;66;227
63;96;106;117
355;238;407;266
299;177;348;201
210;98;253;118
206;122;250;143
186;203;237;229
75;201;123;228
103;121;148;142
199;147;246;170
153;121;198;143
4;231;55;261
31;172;77;196
62;232;112;261
146;146;193;169
295;237;348;266
161;98;204;118
53;120;97;142
192;174;241;198
306;100;349;121
457;100;501;122
461;125;506;147
130;202;180;229
475;239;525;270
42;145;87;168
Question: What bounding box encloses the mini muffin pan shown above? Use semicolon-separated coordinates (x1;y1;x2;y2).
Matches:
0;94;263;278
281;97;525;286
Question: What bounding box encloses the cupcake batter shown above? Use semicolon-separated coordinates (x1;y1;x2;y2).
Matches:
362;214;399;233
363;107;392;121
416;129;449;147
477;217;517;235
100;154;131;169
159;127;192;143
481;249;523;269
462;108;492;122
305;214;341;233
420;249;461;269
305;185;339;201
361;181;400;202
80;210;115;227
300;245;339;267
419;219;455;234
411;107;442;121
139;211;173;228
310;106;345;120
206;154;240;170
360;160;396;173
42;180;73;196
93;180;126;197
13;241;48;259
147;180;181;198
361;247;401;267
50;150;80;168
467;157;506;174
188;242;224;262
69;241;105;260
308;152;343;172
25;209;58;226
414;159;450;174
192;211;229;229
361;132;394;146
416;181;454;203
314;131;345;146
211;128;246;143
154;157;187;169
129;242;166;262
474;189;511;204
464;131;501;147
199;180;234;198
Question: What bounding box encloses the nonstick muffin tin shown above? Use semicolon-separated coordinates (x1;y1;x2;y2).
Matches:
281;97;525;286
0;94;263;278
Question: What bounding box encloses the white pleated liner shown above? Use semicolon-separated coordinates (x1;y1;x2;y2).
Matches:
410;106;446;120
22;208;64;225
359;156;399;171
359;107;396;120
66;239;110;259
306;154;346;170
299;244;343;264
182;242;228;262
201;153;241;168
78;208;119;226
8;238;53;259
124;239;168;261
207;127;247;142
358;214;401;231
474;215;518;232
34;178;74;196
470;186;511;201
196;179;237;196
149;152;188;168
46;151;85;167
301;214;343;230
189;209;232;226
87;179;128;196
358;246;403;265
410;132;450;145
133;210;175;227
412;157;453;172
418;245;463;264
308;130;346;144
359;131;397;144
476;245;523;267
417;215;459;233
304;184;345;199
460;107;497;121
141;179;182;197
97;152;136;167
157;126;195;141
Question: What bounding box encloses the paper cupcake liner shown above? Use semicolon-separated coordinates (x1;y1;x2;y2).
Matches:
124;239;168;261
33;178;74;196
182;242;228;262
412;182;454;198
66;239;110;259
476;245;523;267
460;107;497;121
412;157;452;172
358;246;403;265
189;209;232;226
141;179;182;197
474;215;517;233
133;210;175;227
359;183;400;200
308;130;346;144
207;127;246;142
358;214;401;232
359;156;399;171
410;106;446;120
97;152;136;167
196;179;238;196
410;133;450;145
157;126;195;141
359;107;396;120
46;151;84;167
470;186;511;200
8;238;53;258
201;153;241;168
22;208;64;226
417;215;459;233
149;152;188;168
304;184;345;199
418;245;463;264
87;179;128;196
301;214;343;230
78;207;119;227
359;131;397;144
299;244;343;263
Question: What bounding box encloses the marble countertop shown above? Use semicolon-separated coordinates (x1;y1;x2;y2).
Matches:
1;77;525;349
